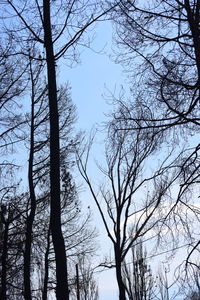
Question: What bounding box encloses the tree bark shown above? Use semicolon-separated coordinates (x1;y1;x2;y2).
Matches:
115;246;126;300
0;218;9;300
24;60;37;300
42;226;50;300
43;1;69;299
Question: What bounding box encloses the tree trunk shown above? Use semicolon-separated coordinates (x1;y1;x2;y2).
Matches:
115;247;126;300
42;226;50;300
43;1;69;299
0;219;8;300
76;264;80;300
24;61;37;300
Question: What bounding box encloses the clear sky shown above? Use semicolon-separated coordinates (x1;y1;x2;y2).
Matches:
61;23;124;131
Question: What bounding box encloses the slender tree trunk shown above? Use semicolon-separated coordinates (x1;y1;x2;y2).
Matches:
76;264;80;300
43;1;69;299
0;219;9;300
42;226;50;300
24;61;37;300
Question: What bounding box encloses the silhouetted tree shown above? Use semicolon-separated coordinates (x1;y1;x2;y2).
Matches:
70;255;99;300
180;262;200;300
0;193;29;299
122;241;154;300
77;122;179;300
110;0;200;274
2;1;116;297
0;37;28;155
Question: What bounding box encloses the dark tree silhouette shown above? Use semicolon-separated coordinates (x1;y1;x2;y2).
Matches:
77;124;179;300
112;0;200;129
2;1;116;297
0;194;29;300
110;0;200;273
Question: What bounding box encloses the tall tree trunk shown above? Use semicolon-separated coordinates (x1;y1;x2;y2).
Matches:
42;226;50;300
43;1;69;299
0;218;9;300
24;61;37;300
76;264;80;300
115;247;126;300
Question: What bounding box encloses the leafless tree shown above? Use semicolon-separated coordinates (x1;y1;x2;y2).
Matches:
0;193;29;300
110;0;200;275
0;170;97;300
77;121;180;300
177;261;200;300
1;1;117;298
0;55;97;300
111;0;200;129
70;255;99;300
23;67;96;299
0;37;28;155
122;240;154;300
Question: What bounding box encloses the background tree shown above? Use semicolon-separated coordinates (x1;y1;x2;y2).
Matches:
0;37;97;300
178;262;200;300
0;34;29;299
112;0;200;129
77;121;179;300
23;55;45;300
70;255;99;300
0;193;29;300
122;240;154;300
22;69;96;299
110;0;200;279
0;36;28;155
2;1;115;297
0;170;97;299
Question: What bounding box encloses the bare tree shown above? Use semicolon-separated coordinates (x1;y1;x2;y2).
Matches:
1;1;117;298
0;192;29;300
0;55;97;299
0;41;28;296
77;122;179;299
23;55;45;300
70;255;99;300
0;170;97;299
177;261;200;300
0;37;28;154
110;0;200;274
111;0;200;129
122;240;154;300
23;75;96;299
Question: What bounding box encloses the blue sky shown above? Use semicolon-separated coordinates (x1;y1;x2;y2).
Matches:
60;21;124;131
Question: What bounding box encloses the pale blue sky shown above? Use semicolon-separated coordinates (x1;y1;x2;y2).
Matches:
60;21;124;130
